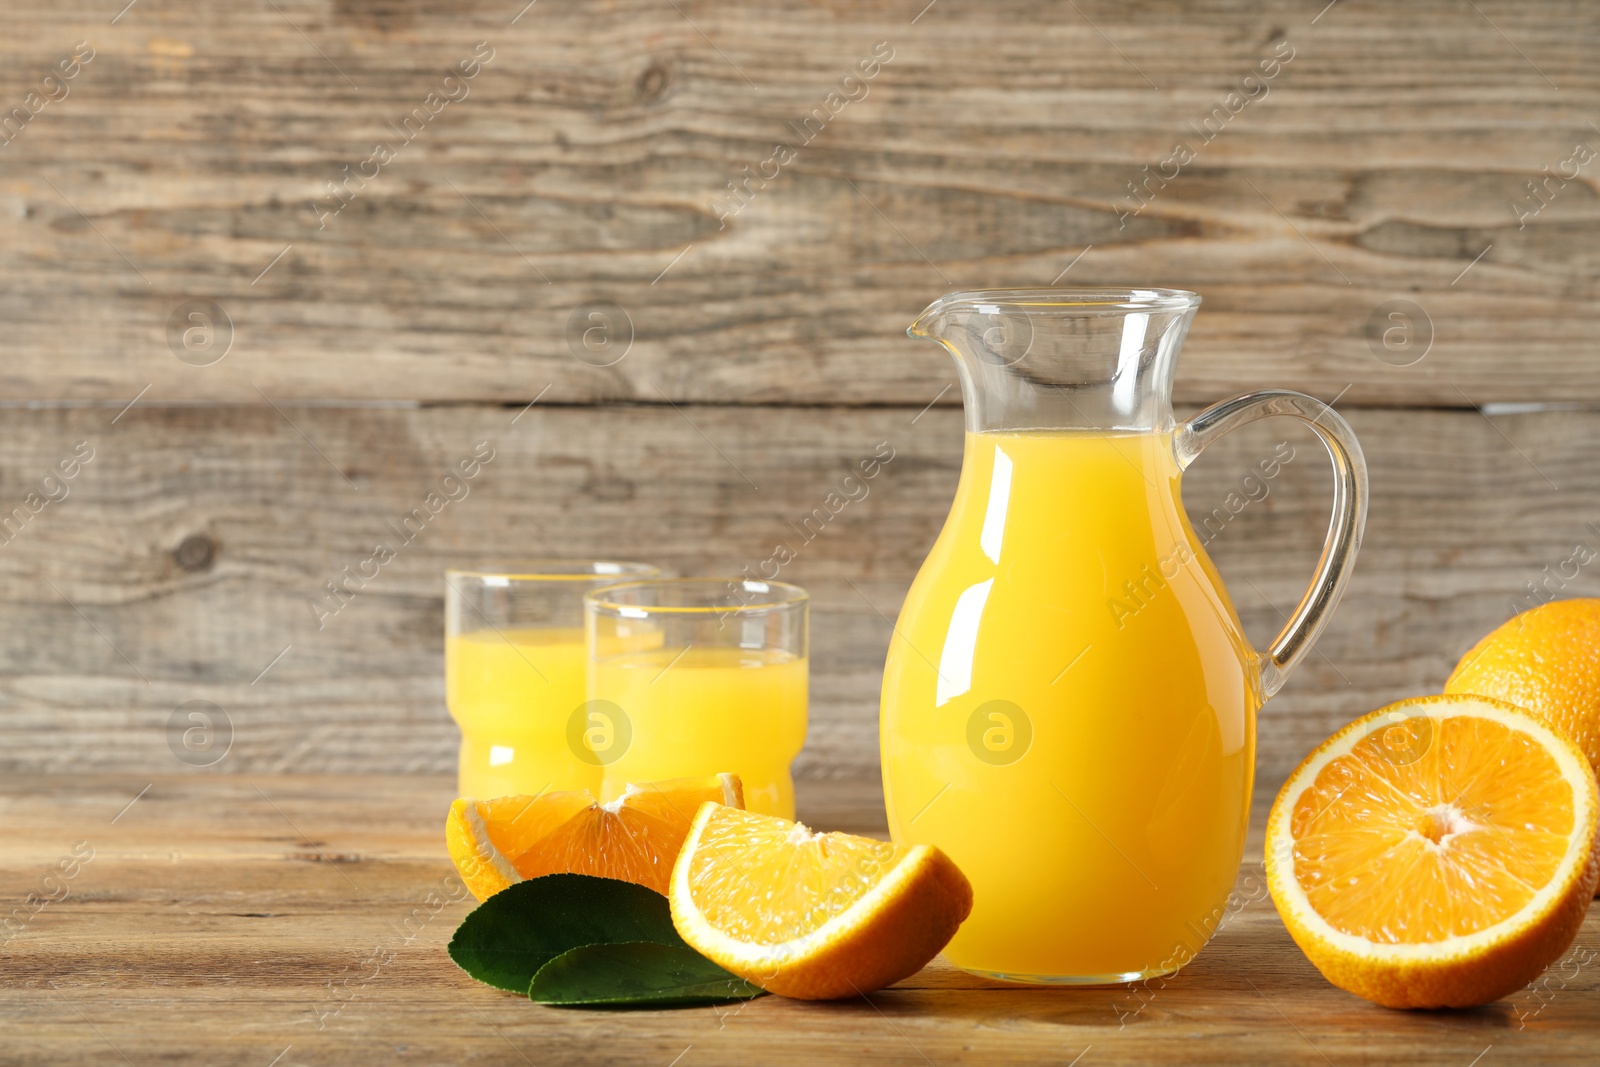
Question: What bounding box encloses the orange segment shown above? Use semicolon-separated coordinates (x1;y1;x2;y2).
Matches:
447;789;594;902
446;773;743;901
670;803;973;1000
517;775;744;893
1267;695;1599;1008
686;806;904;944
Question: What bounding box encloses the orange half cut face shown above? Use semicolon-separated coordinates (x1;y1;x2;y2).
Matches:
1267;696;1599;1008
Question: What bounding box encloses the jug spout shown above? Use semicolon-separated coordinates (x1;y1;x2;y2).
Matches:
906;302;951;342
907;288;1201;434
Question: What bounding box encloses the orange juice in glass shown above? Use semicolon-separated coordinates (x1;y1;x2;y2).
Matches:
882;289;1367;983
585;579;808;818
445;561;658;798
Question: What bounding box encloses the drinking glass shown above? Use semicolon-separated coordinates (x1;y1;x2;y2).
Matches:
584;578;809;818
445;560;659;798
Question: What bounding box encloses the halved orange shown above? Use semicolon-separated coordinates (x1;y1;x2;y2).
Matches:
1267;695;1599;1008
669;803;973;1000
446;774;743;900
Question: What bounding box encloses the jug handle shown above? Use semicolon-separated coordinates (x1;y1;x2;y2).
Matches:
1173;390;1368;698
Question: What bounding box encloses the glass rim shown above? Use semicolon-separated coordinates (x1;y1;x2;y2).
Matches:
445;559;661;583
915;287;1201;320
585;577;809;616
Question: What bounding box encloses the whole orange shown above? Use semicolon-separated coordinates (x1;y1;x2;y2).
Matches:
1444;598;1600;778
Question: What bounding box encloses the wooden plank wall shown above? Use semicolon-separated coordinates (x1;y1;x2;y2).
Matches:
1;0;1597;792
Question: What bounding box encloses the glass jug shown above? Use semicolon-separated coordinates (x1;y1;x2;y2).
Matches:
880;289;1366;984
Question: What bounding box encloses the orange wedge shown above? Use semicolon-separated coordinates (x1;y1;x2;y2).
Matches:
669;803;973;1000
1267;695;1599;1008
446;773;743;901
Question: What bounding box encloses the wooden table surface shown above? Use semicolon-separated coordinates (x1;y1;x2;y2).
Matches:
4;774;1596;1066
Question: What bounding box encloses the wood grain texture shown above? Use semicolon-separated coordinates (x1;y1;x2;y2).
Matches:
0;1;1597;404
1;401;1597;790
5;3;1598;1058
2;774;1596;1066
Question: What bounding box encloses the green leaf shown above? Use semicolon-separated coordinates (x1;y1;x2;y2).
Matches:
530;941;767;1008
448;874;685;993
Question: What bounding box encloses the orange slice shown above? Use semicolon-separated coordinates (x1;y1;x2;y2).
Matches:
1266;695;1599;1008
669;803;973;1000
446;774;743;901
